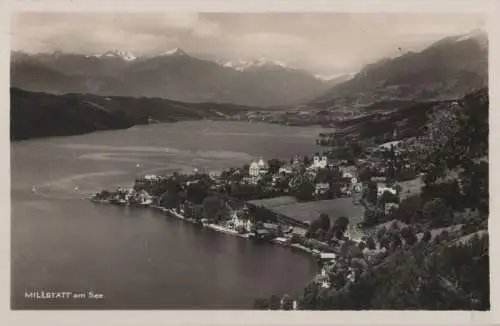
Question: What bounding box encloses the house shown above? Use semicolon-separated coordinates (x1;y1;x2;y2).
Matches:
384;203;399;215
249;158;269;177
340;186;352;196
230;211;253;232
315;182;330;195
289;227;308;238
377;184;398;198
352;183;362;193
279;165;294;175
258;159;269;175
311;153;328;169
319;252;337;261
320;279;331;289
249;162;260;178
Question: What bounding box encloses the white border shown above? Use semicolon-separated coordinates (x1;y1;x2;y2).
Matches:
1;0;498;325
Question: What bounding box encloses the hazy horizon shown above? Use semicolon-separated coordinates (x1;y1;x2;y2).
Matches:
11;12;485;75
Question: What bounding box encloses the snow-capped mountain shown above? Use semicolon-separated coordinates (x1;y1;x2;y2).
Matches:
221;58;289;71
159;47;188;57
94;50;137;61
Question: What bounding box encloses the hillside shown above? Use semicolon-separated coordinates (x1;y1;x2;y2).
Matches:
298;86;489;311
318;87;488;147
10;88;254;141
11;49;330;107
312;30;488;109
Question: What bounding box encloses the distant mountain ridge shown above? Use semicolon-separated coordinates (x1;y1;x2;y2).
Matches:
311;30;488;109
11;48;331;107
10;87;255;141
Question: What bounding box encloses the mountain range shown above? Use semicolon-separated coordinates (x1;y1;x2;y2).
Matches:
10;30;489;141
311;29;488;109
11;48;334;107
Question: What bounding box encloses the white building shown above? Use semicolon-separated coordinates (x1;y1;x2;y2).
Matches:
315;182;330;195
231;211;253;232
279;165;294;175
320;279;331;289
311;154;328;169
249;162;260;177
377;185;398;198
249;158;269;178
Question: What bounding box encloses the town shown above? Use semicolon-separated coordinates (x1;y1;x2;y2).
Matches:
90;102;488;310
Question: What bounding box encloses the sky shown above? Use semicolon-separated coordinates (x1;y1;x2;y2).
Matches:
11;12;486;75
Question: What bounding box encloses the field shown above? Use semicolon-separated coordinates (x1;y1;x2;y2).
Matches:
251;197;365;225
247;196;298;208
396;177;424;200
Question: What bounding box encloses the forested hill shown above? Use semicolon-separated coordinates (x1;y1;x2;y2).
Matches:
298;87;489;310
10;88;254;141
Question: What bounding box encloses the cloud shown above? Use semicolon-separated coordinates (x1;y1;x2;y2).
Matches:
11;12;485;72
191;19;222;38
242;33;305;47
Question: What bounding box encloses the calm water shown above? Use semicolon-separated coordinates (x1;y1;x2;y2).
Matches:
11;121;333;309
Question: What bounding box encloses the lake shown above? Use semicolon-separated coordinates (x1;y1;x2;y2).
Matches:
11;121;334;309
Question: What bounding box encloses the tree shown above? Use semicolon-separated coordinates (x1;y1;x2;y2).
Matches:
347;142;364;161
186;182;208;204
460;161;488;215
332;216;349;238
421;180;462;211
380;235;391;250
363;209;383;226
421;230;432;243
268;159;283;175
269;294;281;310
401;227;417;246
318;213;331;231
253;298;269;310
315;228;326;242
376;227;388;243
391;233;403;250
316;168;331;183
160;192;180;209
379;190;399;207
422;198;453;227
366;236;377;250
293;180;315;201
359;167;374;183
394;195;422;224
366;181;378;205
303;156;311;166
202;196;222;219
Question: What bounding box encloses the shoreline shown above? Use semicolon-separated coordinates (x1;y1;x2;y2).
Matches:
91;199;322;259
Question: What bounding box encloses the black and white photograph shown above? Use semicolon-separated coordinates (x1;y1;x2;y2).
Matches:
8;1;491;316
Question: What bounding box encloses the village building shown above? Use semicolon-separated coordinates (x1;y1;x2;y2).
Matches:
384;202;400;215
278;164;294;175
311;153;329;170
229;210;253;232
315;182;330;195
377;183;398;198
249;158;269;178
